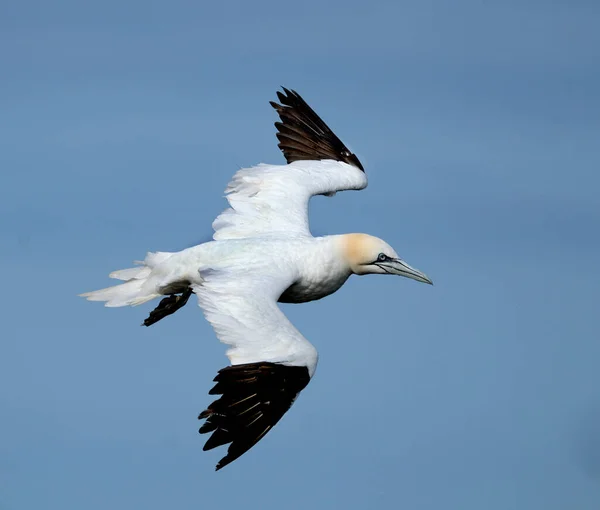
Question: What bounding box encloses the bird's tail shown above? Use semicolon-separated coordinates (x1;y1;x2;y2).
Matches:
79;251;173;307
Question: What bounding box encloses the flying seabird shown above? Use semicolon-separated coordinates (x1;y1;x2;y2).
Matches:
80;88;433;470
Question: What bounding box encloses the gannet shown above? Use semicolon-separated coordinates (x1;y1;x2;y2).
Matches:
81;88;432;470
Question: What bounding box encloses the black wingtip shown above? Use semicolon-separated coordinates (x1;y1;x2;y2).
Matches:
198;362;311;471
270;88;364;171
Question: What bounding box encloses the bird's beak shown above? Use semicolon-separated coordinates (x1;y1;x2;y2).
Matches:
376;258;433;285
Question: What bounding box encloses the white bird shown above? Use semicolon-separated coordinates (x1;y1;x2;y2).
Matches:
80;88;432;471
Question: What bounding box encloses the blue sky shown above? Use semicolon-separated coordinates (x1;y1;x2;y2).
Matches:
1;0;599;508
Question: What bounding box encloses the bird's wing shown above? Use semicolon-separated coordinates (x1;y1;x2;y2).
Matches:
192;268;317;470
212;88;368;240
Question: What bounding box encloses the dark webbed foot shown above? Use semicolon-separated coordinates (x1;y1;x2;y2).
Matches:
142;287;193;327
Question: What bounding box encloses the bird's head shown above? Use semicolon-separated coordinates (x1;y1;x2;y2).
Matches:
342;233;433;284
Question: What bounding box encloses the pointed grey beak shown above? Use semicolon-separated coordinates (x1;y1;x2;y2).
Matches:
376;258;433;285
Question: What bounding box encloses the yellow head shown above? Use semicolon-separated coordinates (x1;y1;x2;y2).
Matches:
341;233;432;283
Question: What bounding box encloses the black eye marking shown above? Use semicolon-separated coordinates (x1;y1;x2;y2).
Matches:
377;253;388;262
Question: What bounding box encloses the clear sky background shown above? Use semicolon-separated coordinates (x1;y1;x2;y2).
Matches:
1;1;599;508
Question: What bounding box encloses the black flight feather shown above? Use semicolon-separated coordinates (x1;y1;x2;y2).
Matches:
198;362;310;471
270;87;364;171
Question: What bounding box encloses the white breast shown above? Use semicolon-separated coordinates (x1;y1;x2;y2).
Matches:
278;236;351;303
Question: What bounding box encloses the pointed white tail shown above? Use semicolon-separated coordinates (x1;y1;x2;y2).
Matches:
79;251;173;307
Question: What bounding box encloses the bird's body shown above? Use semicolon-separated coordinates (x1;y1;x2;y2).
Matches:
135;234;351;305
81;88;432;470
193;235;353;305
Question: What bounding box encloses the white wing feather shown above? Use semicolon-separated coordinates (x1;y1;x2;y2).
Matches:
212;160;367;240
192;268;318;376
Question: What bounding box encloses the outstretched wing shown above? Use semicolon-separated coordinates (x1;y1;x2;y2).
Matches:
212;89;367;241
192;269;317;470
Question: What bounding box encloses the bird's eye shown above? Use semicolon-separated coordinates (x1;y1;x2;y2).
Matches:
377;253;387;262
